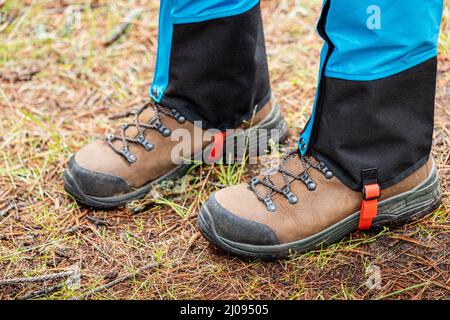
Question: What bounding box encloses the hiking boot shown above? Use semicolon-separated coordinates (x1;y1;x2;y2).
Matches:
198;151;442;259
64;100;288;209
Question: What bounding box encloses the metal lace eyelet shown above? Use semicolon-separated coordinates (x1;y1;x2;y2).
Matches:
300;172;316;191
250;177;259;187
161;127;171;137
177;115;186;124
282;186;298;204
263;196;276;212
317;162;334;179
307;181;317;191
137;134;154;152
170;109;185;123
324;171;334;179
155;121;171;137
122;147;137;163
106;133;115;141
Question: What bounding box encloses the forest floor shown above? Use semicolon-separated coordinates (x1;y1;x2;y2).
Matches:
0;0;449;299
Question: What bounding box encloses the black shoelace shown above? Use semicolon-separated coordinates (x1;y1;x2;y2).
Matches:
249;150;334;212
106;101;186;163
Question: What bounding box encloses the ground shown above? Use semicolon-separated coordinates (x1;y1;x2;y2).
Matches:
0;0;449;300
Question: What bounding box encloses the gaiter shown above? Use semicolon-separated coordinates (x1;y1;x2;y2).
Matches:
298;0;444;190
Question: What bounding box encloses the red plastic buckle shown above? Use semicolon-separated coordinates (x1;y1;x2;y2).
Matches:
358;183;380;230
208;131;226;162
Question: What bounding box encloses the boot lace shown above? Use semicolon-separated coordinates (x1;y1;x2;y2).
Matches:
249;150;334;212
106;101;186;163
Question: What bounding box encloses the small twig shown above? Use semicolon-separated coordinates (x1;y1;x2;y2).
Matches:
75;262;160;300
86;215;109;227
0;200;25;220
180;232;201;261
13;201;20;220
210;182;227;188
390;234;433;249
0;203;15;219
158;223;179;237
0;271;74;286
103;9;143;47
108;109;136;120
0;65;41;82
19;283;65;300
0;11;17;33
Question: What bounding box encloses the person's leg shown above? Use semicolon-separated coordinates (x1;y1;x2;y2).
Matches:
151;0;272;130
199;0;444;259
64;0;288;208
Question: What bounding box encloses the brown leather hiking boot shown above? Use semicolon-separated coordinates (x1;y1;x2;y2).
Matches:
64;100;288;209
198;150;442;259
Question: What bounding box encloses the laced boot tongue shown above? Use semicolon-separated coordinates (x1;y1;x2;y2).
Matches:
106;102;186;163
111;106;155;140
249;151;334;212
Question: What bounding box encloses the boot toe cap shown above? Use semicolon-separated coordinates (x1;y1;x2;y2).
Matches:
65;156;132;198
201;192;280;246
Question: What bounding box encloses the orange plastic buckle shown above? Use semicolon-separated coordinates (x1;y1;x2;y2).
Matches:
358;183;380;230
208;131;226;162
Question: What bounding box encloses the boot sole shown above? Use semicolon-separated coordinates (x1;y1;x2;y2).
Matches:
64;103;289;209
198;163;442;260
